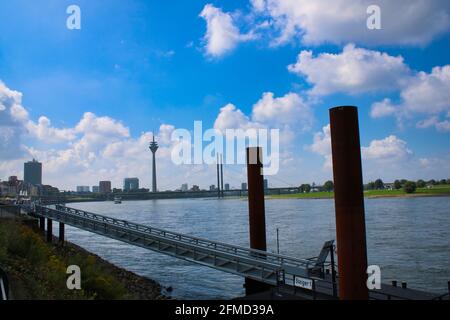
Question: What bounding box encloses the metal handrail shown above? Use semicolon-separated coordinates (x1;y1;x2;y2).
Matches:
38;205;312;270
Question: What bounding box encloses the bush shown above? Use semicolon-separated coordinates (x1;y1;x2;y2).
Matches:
403;181;417;194
299;184;311;193
0;220;129;300
374;179;384;190
84;275;127;300
323;180;334;192
416;179;426;188
394;180;402;190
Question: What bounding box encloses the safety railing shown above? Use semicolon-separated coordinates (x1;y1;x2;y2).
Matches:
35;205;312;274
53;205;311;268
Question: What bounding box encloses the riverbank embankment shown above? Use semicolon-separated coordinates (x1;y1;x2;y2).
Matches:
0;215;167;300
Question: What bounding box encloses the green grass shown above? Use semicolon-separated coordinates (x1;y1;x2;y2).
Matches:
0;219;131;300
268;185;450;199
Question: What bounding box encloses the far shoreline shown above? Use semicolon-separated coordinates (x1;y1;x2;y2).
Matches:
267;193;450;200
266;184;450;201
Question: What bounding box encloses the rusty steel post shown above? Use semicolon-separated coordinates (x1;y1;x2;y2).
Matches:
59;222;65;244
246;147;267;251
244;147;270;295
329;106;369;300
46;218;53;243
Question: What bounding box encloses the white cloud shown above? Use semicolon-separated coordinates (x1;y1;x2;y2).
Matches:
398;66;450;115
417;116;450;133
214;92;314;147
251;0;266;12
214;103;254;131
20;122;180;190
197;1;450;58
252;92;313;130
251;0;450;46
288;44;410;95
308;125;413;170
25;116;76;143
0;81;30;159
435;120;450;132
199;4;255;57
370;98;396;118
307;124;332;168
361;135;413;161
371;65;450;131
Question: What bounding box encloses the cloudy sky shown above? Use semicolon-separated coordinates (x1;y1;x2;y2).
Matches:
1;0;449;191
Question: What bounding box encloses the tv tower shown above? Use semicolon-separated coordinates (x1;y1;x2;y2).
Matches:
149;133;159;193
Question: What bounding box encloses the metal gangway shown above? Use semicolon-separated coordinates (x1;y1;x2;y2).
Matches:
32;205;314;287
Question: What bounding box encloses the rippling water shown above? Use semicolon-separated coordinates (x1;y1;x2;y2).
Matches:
54;197;450;299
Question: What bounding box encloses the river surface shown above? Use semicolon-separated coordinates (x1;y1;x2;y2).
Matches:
56;197;450;299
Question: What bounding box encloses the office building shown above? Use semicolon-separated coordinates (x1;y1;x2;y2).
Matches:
99;181;112;193
24;159;42;185
76;186;90;193
241;183;247;190
92;186;100;193
124;178;139;191
181;183;188;192
225;183;230;191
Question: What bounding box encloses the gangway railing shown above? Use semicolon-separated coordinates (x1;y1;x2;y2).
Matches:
33;205;313;287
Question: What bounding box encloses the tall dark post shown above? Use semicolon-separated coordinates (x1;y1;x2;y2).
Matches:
59;222;65;244
220;154;224;198
46;218;53;243
39;217;45;234
329;106;369;300
245;147;270;295
217;154;221;198
149;134;159;193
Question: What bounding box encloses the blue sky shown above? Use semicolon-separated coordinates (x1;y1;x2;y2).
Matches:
1;0;449;190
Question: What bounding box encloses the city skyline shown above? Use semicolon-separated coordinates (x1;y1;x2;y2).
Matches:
0;1;449;191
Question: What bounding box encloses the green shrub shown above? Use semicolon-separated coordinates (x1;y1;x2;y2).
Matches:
0;220;129;300
403;181;417;194
84;275;127;300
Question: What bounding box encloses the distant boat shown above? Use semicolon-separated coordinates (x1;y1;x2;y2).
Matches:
114;196;122;204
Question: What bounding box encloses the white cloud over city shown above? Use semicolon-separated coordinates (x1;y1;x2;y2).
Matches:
305;124;445;182
2;68;450;191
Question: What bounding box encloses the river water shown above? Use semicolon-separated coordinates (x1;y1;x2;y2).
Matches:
57;197;449;299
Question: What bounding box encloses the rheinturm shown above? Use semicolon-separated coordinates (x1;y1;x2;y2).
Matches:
149;134;159;193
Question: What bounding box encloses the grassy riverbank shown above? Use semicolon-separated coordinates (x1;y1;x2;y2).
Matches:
268;185;450;200
0;217;165;300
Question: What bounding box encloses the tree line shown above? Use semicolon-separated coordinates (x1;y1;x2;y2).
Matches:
298;178;449;194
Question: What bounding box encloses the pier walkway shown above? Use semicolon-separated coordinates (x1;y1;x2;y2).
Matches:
16;204;448;300
33;204;311;287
